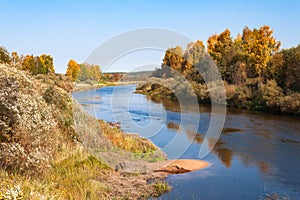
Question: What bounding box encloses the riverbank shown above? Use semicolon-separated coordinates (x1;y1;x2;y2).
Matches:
136;77;300;116
74;83;300;199
0;64;209;199
73;80;146;92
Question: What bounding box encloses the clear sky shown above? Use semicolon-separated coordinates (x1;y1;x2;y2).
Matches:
1;0;300;73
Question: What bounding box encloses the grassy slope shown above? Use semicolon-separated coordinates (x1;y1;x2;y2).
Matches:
0;64;169;200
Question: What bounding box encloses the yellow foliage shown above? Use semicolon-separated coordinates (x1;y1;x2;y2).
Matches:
66;59;80;81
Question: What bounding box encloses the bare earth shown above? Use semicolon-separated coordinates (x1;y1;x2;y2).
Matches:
149;159;210;174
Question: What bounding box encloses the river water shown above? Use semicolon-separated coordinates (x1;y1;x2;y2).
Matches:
73;85;300;200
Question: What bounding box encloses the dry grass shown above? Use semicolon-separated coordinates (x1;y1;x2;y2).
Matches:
0;64;170;199
98;120;166;162
0;147;170;200
44;148;111;200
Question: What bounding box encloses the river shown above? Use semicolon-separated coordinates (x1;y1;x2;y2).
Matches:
73;85;300;200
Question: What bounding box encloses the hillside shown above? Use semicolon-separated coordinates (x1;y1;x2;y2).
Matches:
0;64;170;199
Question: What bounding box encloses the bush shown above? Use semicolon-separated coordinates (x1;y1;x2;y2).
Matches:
0;75;19;142
280;93;300;115
0;65;72;174
256;80;284;111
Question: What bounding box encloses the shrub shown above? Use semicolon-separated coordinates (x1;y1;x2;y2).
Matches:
257;80;284;111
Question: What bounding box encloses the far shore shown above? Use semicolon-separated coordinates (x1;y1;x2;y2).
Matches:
72;80;146;93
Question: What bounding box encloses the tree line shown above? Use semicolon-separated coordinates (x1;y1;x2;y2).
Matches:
0;47;103;83
152;25;300;114
0;46;55;75
65;59;102;82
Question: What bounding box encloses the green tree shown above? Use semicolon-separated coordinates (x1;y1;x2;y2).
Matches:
77;63;102;82
78;64;88;81
281;45;300;91
265;52;285;86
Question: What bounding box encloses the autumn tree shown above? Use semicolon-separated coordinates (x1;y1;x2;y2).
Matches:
39;54;55;74
162;46;185;73
178;41;205;82
241;26;281;78
77;62;102;82
207;29;236;80
267;45;300;91
78;64;88;81
11;52;20;68
21;54;55;75
21;55;35;72
66;59;80;81
265;52;285;87
113;73;120;81
90;64;101;81
281;45;300;91
184;40;206;67
0;46;11;64
230;62;247;85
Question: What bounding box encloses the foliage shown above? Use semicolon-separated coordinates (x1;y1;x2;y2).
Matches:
163;45;185;73
77;62;102;82
21;54;55;75
0;65;60;174
282;45;300;91
0;64;170;199
11;51;20;68
0;46;11;64
39;54;55;74
257;80;284;111
242;26;281;77
152;181;171;197
184;40;206;67
207;29;235;80
150;25;300;115
66;59;80;81
101;73;124;82
21;55;34;71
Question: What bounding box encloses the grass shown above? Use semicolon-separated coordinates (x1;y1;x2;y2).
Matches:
0;148;112;200
0;146;170;200
45;149;112;200
152;181;172;197
98;120;166;156
0;64;171;199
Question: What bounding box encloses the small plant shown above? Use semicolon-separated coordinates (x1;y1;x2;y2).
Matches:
152;181;171;197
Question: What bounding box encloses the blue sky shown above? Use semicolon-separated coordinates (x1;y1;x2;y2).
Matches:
1;0;300;73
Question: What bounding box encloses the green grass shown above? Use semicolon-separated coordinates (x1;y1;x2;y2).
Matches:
152;181;171;197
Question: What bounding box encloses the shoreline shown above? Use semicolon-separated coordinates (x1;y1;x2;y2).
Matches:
72;85;211;197
135;79;300;117
72;80;146;93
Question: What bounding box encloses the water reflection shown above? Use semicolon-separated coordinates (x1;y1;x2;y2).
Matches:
166;122;234;168
166;118;298;175
74;85;300;199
